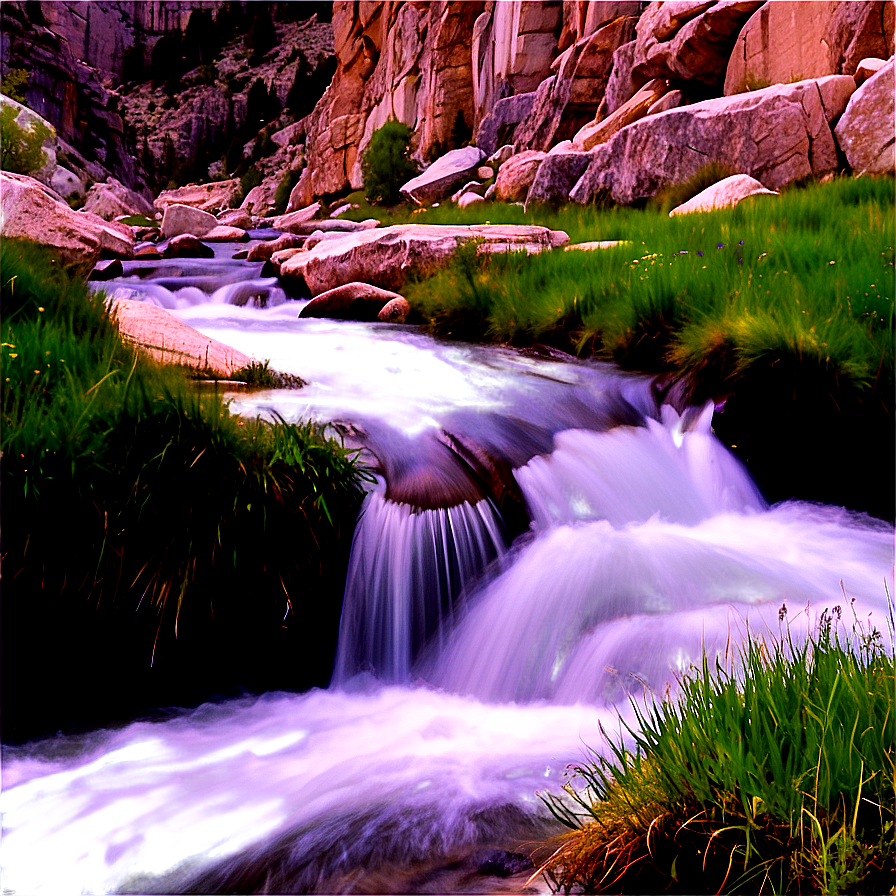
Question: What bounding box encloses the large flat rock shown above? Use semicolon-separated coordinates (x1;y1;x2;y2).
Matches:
400;146;487;205
154;180;241;213
280;224;569;295
110;297;252;377
570;74;857;205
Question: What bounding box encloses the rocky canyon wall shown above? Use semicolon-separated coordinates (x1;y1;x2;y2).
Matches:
304;0;894;200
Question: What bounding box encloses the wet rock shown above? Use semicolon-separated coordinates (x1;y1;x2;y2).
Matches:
88;258;123;281
282;224;568;295
299;282;405;321
163;234;215;259
378;297;412;323
203;226;250;242
134;243;163;259
494;150;546;201
247;233;306;262
161;204;218;239
111;298;252;377
834;58;895;175
401;146;487;205
570;75;857;205
0;171;133;266
275;218;377;237
669;174;779;215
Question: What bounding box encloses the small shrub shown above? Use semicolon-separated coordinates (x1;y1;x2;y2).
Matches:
237;164;262;203
1;68;30;103
0;104;51;175
251;129;276;161
361;119;418;205
273;167;302;215
195;63;218;86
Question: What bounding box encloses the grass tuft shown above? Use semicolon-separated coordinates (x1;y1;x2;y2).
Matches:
535;609;895;894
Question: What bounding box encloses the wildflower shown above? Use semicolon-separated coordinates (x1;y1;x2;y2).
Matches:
37;306;45;312
716;243;724;249
696;251;703;257
738;240;744;245
9;353;18;359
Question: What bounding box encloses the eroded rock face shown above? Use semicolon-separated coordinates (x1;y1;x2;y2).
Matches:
111;297;251;378
668;173;778;215
725;1;896;95
834;58;896;175
281;224;569;295
0;171;134;266
631;1;765;90
513;15;637;151
572;77;669;149
476;93;537;156
570;75;857;205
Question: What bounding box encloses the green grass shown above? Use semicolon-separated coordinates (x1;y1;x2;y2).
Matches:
536;610;895;894
1;239;371;739
383;176;894;401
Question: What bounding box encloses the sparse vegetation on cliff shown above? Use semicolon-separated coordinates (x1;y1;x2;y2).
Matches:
1;240;370;741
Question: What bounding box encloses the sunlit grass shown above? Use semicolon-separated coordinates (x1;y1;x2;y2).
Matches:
536;608;895;894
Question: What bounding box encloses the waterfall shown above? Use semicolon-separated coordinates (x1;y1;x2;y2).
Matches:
334;485;508;682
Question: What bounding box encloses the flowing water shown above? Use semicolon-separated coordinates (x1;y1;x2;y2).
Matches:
2;247;893;894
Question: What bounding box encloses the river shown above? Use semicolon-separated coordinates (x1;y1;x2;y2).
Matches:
1;244;892;894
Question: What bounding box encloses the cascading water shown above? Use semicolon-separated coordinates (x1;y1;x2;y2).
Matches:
2;244;892;895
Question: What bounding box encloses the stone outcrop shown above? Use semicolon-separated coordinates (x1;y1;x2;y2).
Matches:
631;1;765;90
401;146;486;204
572;77;669;149
559;1;643;50
280;224;569;295
298;282;406;321
632;0;765;88
569;75;857;206
725;1;896;95
834;58;896;175
0;2;147;191
111;297;251;378
513;15;637;151
160;204;218;239
82;179;156;220
0;171;134;266
155;180;241;214
476;93;537;157
668;173;778;215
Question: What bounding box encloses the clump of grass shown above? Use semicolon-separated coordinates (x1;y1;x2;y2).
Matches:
1;239;371;741
228;359;305;388
119;213;159;228
535;609;895;895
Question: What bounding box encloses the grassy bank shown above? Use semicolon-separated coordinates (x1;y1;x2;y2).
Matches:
348;177;894;517
1;240;370;741
536;613;895;895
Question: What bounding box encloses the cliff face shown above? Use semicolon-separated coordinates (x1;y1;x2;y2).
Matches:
304;0;894;200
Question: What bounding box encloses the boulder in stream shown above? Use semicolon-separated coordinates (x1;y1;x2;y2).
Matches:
281;224;569;295
299;282;406;322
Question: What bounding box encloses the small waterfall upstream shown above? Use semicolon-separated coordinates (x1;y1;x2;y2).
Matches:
2;245;893;894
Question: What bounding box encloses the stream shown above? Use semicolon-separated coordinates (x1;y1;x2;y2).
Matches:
2;244;893;895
